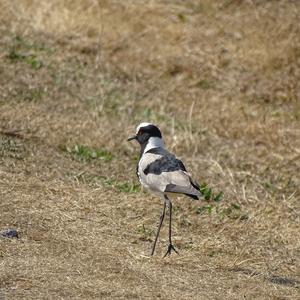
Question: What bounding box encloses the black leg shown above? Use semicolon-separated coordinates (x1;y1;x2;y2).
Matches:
151;200;166;256
163;196;179;258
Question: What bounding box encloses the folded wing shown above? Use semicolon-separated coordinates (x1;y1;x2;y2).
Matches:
163;170;201;200
141;148;201;200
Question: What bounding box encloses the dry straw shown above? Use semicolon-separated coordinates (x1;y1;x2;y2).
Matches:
0;0;299;299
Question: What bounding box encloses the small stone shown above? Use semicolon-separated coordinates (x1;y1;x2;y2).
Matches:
0;229;19;238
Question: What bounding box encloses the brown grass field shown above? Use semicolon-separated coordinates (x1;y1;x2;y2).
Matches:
0;0;300;299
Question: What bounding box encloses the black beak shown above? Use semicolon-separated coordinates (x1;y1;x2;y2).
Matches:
127;135;137;141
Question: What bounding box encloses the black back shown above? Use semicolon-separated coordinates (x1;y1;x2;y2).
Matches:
143;147;187;175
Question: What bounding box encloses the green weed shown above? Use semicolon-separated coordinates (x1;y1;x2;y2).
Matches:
102;177;140;193
7;35;54;70
21;88;44;102
8;49;43;70
196;202;249;221
62;144;113;162
220;203;249;220
13;35;53;52
196;204;214;215
0;136;26;159
200;183;223;202
71;172;140;193
196;79;213;89
136;224;153;242
196;185;247;220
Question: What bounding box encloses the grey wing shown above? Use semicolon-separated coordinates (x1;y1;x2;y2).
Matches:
163;170;201;200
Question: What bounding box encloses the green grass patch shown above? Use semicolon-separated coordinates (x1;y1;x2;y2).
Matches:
136;224;153;242
102;177;141;193
199;183;223;202
19;87;44;102
7;49;43;70
0;135;26;160
195;79;213;89
62;144;113;162
196;184;248;220
7;35;54;70
196;202;249;221
196;204;214;215
13;35;54;52
71;172;140;193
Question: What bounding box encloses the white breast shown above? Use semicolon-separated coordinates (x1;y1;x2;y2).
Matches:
138;152;162;192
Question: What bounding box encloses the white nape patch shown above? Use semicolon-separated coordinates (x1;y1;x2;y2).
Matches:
136;122;153;134
144;137;165;153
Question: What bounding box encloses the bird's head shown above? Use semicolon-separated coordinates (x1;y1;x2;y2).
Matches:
127;122;162;146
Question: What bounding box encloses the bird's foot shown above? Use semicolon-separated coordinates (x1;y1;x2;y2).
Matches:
163;244;179;258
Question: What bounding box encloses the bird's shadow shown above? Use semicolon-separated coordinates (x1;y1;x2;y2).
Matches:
228;267;300;289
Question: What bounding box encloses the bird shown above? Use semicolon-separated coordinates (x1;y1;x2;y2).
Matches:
127;122;202;257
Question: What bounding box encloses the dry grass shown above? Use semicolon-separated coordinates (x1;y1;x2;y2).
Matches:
0;0;300;299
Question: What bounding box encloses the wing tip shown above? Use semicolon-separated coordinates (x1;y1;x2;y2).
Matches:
185;193;200;200
165;183;202;200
